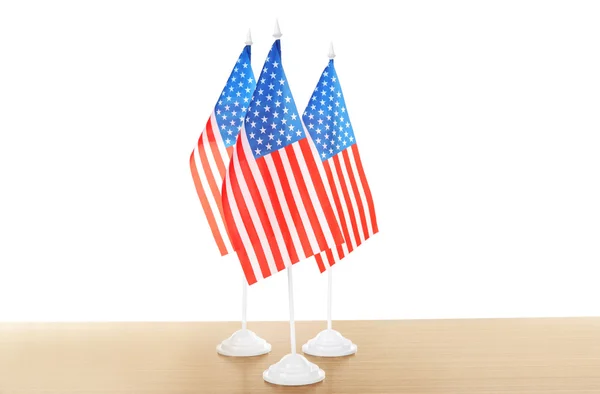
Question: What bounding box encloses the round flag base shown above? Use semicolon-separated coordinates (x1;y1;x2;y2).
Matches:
263;353;325;386
302;329;357;357
216;329;271;357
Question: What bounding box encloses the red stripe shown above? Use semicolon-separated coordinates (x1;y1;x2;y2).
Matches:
314;253;326;273
203;119;227;178
332;155;362;247
256;157;299;264
228;155;272;279
323;160;354;253
237;147;286;272
351;145;378;234
284;144;328;252
270;150;314;259
324;248;336;268
236;248;257;285
298;139;344;245
189;152;228;255
342;148;370;241
226;145;234;157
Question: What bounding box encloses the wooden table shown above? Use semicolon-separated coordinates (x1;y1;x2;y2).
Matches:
1;319;600;393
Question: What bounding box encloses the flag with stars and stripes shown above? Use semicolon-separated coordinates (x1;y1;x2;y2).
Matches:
221;40;344;285
303;59;379;272
189;45;256;256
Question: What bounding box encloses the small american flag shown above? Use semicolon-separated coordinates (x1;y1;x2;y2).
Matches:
303;59;379;272
189;45;256;256
222;40;344;285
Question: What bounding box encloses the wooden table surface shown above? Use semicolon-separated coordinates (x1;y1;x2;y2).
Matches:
1;318;600;393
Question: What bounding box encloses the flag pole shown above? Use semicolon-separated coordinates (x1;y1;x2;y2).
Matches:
301;42;357;358
214;29;271;357
327;267;332;330
241;275;247;330
288;265;297;354
263;19;325;385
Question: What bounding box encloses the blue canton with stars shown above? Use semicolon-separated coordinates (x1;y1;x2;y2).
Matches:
214;45;256;148
244;40;305;159
302;60;356;161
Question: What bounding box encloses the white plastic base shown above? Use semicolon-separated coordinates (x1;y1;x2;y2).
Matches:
302;329;357;357
216;329;271;357
263;353;325;386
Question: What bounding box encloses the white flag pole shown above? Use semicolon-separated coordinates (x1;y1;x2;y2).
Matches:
302;42;357;358
263;19;325;386
327;267;333;330
215;30;271;358
287;266;297;354
241;275;247;330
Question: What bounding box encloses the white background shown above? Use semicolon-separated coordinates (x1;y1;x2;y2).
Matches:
1;0;599;322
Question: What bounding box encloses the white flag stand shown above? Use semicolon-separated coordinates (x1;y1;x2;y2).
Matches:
302;267;357;357
217;274;271;356
263;264;325;385
302;42;357;358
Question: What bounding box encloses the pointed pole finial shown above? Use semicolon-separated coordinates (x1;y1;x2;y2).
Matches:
245;29;253;45
273;18;282;39
328;41;336;59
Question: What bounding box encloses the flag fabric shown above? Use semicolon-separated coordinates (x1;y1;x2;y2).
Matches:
302;59;379;272
190;45;256;256
222;40;344;285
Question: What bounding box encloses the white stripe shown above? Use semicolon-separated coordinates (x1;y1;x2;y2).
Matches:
277;146;321;254
348;145;374;237
193;147;233;252
291;141;337;249
232;133;279;275
224;156;263;281
327;159;358;250
338;153;365;245
263;155;307;262
210;113;232;163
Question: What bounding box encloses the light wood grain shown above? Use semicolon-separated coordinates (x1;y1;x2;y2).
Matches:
1;319;600;393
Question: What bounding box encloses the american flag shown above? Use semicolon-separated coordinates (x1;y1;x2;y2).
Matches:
189;45;256;256
303;59;379;272
222;40;344;285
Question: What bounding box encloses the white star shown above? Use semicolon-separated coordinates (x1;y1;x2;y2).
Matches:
271;122;277;129
296;130;302;136
268;83;275;90
286;135;292;141
279;78;285;85
268;133;274;140
273;111;279;118
253;110;259;117
258;89;264;95
272;61;279;68
308;123;314;129
270;72;276;79
283;107;289;114
276;139;282;145
290;114;297;120
255;148;261;155
262;116;268;123
266;143;272;150
276;89;283;96
250;121;256;128
225;138;231;144
260;127;266;134
257;138;263;144
249;132;255;139
285;96;291;103
316;138;321;144
264;105;271;112
321;152;326;158
266;94;272;101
